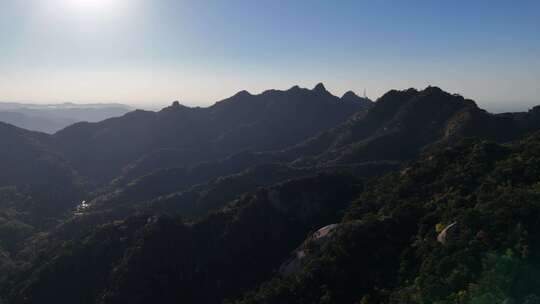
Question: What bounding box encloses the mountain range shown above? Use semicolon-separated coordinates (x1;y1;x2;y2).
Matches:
54;83;371;183
0;84;539;304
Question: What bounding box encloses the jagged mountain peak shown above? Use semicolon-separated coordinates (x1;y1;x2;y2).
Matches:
158;101;194;115
313;82;329;94
52;84;365;183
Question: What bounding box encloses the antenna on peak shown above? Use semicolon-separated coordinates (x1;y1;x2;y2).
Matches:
363;89;367;99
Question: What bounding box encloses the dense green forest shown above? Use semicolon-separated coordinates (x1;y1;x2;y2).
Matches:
236;135;540;303
0;86;539;303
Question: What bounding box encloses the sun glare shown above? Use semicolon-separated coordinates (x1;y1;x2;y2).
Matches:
63;0;118;12
56;0;135;21
73;0;110;8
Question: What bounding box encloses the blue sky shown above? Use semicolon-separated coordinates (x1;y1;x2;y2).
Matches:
0;0;539;111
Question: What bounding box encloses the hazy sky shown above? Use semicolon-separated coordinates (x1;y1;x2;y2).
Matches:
0;0;539;111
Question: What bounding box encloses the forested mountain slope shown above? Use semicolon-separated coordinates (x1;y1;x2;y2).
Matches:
237;134;540;304
0;122;85;226
1;86;539;304
54;84;371;184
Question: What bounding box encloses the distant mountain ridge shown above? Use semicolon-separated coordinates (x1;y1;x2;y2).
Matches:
0;111;76;134
0;101;129;110
0;83;371;230
46;85;540;208
0;102;132;133
2;85;537;214
54;83;372;183
100;86;540;219
282;86;540;166
2;85;540;304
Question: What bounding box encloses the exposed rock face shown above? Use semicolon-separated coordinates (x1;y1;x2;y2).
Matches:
279;223;341;276
437;222;458;244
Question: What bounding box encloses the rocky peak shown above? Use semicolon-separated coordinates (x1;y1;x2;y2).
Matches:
313;82;329;95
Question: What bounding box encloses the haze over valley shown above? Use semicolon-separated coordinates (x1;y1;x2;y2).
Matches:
0;101;132;133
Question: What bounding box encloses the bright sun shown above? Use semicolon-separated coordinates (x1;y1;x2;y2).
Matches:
57;0;130;22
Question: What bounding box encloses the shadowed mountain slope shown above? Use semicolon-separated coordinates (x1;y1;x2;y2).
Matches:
0;122;85;250
8;134;540;304
0;122;84;199
1;86;539;304
112;87;540;203
286;86;540;166
80;87;540;231
54;84;371;184
235;134;540;304
4;174;362;304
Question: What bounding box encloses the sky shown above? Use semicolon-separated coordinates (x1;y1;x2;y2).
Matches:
0;0;539;111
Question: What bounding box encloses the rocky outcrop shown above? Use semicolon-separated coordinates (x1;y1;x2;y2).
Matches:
279;223;341;276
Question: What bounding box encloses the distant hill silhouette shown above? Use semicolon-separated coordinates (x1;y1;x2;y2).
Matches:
54;83;371;183
0;111;76;134
0;102;131;133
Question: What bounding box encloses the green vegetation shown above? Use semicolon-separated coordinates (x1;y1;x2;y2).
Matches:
3;173;362;304
1;87;540;303
236;135;540;303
